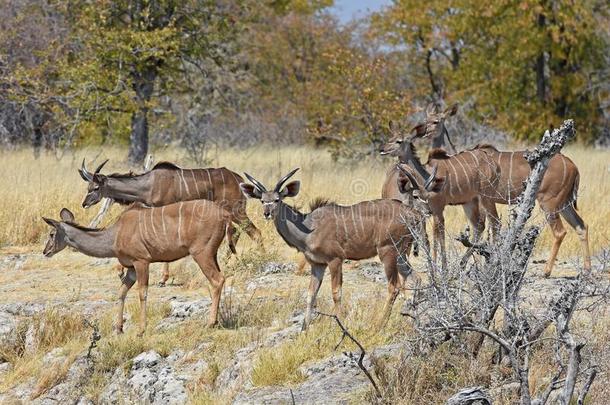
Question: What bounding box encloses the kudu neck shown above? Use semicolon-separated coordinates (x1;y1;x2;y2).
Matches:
274;202;310;252
63;224;117;258
104;174;152;204
400;143;432;181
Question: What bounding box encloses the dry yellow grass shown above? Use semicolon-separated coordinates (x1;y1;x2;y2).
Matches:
0;145;608;259
0;144;608;403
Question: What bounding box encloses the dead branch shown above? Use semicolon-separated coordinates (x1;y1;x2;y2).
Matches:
316;311;382;399
577;368;597;405
83;319;100;359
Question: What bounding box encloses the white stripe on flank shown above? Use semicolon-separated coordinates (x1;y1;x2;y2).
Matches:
454;154;470;188
447;160;461;195
468;150;479;166
342;211;349;238
188;202;196;233
180;169;190;196
177;170;183;199
561;155;566;185
149;207;158;240
178;202;184;245
350;206;359;237
192;170;200;198
138;210;145;245
206;170;213;200
161;205;168;244
219;169;226;202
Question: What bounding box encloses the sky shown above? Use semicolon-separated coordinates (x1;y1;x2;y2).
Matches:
331;0;391;23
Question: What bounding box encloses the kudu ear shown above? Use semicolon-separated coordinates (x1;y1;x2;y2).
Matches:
411;123;427;138
42;217;59;228
280;181;300;198
60;208;75;223
239;183;262;199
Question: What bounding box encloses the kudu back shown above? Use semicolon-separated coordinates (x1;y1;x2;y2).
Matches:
240;169;426;329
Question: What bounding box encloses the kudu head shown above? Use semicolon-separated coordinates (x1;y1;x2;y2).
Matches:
397;164;445;206
411;103;458;143
42;208;76;257
78;159;109;208
239;168;301;220
379;121;411;158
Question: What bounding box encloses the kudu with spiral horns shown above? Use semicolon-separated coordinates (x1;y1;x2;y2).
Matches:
239;168;425;330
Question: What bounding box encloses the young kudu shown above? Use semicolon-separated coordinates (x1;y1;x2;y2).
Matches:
381;127;500;269
418;105;591;276
79;160;261;285
239;169;424;330
43;202;236;335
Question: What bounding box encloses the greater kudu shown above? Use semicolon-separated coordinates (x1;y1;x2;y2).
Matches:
239;169;424;329
417;105;591;276
79;160;261;285
43;202;236;335
381;129;500;269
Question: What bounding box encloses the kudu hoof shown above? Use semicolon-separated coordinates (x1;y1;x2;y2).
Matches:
158;281;166;288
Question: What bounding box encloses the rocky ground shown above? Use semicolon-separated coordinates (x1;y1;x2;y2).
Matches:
0;249;606;404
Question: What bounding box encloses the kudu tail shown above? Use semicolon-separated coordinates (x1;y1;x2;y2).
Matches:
225;222;237;255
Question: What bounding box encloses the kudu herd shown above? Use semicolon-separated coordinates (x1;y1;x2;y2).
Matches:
382;104;590;276
41;104;590;335
78;159;262;285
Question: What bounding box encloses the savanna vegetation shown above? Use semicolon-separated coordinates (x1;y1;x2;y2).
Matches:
1;1;609;404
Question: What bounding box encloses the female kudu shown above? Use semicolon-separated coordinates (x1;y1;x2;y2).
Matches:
43;201;236;335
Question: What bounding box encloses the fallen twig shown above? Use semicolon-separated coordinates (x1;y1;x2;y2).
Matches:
83;319;101;359
316;311;382;399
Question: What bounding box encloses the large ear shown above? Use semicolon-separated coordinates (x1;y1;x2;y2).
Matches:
411;123;427;138
239;183;262;199
388;120;398;133
43;217;59;228
60;208;75;223
280;181;300;198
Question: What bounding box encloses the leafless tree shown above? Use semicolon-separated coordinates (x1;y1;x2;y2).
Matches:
399;120;608;404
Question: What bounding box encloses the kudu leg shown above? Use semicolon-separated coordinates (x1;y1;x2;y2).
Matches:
134;262;150;337
544;214;567;278
116;267;136;334
377;247;402;328
159;263;170;287
480;199;501;242
192;250;225;327
432;215;447;271
328;259;343;317
463;199;485;242
303;263;326;331
560;205;591;273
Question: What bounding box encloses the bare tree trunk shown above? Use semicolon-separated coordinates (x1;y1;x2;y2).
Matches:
128;65;157;165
